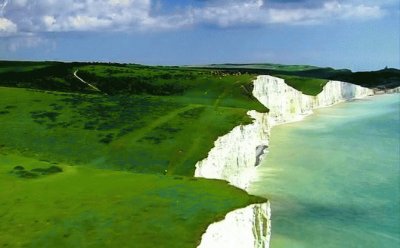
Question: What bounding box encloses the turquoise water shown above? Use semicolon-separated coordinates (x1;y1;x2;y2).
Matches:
249;94;400;248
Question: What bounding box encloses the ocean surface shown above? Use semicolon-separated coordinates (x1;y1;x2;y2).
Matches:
249;94;400;248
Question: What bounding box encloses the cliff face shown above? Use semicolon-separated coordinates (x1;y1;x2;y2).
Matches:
196;75;373;248
374;86;400;94
253;76;374;125
195;76;373;188
197;203;271;248
315;80;374;107
194;110;269;190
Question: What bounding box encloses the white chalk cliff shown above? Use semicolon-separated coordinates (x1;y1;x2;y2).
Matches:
197;203;271;248
196;75;373;248
374;86;400;94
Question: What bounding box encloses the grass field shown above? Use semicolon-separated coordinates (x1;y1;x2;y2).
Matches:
0;150;262;248
0;61;270;247
0;82;261;176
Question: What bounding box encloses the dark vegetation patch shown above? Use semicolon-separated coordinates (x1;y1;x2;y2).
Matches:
140;135;164;145
24;91;183;145
31;111;60;122
139;121;184;145
14;170;38;179
117;127;135;138
31;165;63;175
333;68;400;89
0;62;88;92
49;103;64;111
58;94;182;143
138;108;206;145
13;165;24;170
76;64;201;95
0;111;10;115
99;133;114;144
11;165;63;179
240;83;255;99
60;94;180;132
78;70;189;95
178;107;205;119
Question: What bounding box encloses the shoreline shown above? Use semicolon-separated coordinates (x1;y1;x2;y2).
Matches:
195;75;374;248
248;92;400;247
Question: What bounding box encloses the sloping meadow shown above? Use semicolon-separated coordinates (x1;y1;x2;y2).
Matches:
0;63;267;175
0;62;268;247
0;151;263;247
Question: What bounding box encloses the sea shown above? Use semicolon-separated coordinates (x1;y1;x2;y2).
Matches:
249;94;400;248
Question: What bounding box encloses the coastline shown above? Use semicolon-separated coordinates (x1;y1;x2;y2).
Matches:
248;92;400;247
195;75;374;248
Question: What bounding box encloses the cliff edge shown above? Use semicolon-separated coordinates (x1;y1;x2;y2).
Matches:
196;75;373;248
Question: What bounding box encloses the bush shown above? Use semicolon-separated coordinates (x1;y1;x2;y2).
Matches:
11;165;63;179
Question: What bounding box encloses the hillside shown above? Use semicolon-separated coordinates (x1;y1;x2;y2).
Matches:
0;60;397;247
0;61;268;247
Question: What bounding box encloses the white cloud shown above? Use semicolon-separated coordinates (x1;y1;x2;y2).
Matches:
192;0;386;26
2;0;156;32
267;1;385;24
0;0;391;35
0;17;17;36
192;0;265;27
338;3;384;20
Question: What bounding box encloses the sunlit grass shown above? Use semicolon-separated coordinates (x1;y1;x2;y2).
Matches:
0;151;263;248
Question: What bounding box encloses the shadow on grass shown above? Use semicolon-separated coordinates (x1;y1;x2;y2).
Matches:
11;165;63;179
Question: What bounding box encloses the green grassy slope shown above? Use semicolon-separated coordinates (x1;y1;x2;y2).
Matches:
77;64;265;111
275;74;328;95
0;61;273;247
0;61;270;177
0;151;262;248
0;85;259;176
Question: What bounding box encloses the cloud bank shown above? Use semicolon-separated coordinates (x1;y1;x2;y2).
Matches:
0;0;393;37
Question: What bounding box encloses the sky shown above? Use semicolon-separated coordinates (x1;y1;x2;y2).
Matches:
0;0;399;71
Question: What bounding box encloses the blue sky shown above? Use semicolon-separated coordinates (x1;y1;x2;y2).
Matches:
0;0;398;71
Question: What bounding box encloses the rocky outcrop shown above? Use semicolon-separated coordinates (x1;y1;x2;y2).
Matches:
196;75;373;248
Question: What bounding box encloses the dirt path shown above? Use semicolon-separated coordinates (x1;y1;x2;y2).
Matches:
73;70;102;93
